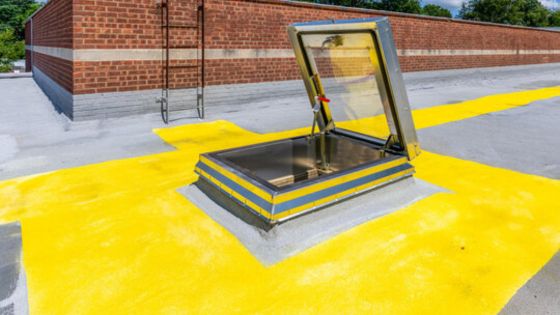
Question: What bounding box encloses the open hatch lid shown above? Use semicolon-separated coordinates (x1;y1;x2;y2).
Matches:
288;17;420;160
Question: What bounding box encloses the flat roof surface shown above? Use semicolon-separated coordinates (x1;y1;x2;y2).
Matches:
0;63;559;314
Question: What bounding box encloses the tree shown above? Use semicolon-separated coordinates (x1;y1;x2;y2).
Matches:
521;0;549;26
298;1;450;17
298;0;557;26
376;0;422;14
549;10;560;26
422;4;452;18
0;29;24;72
459;0;550;27
296;0;379;9
460;0;523;25
0;0;41;40
0;0;41;72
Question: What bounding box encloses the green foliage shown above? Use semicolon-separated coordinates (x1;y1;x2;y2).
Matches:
549;10;560;26
299;0;560;27
296;0;379;9
0;0;41;40
0;29;24;72
0;0;40;72
377;0;422;14
296;0;450;16
522;0;550;26
422;4;452;18
460;0;555;27
460;0;521;24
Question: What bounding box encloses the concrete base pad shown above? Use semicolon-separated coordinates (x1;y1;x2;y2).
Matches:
180;177;443;265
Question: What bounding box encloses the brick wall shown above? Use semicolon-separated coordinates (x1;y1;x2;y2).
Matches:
32;0;72;48
25;0;560;119
72;0;175;49
70;0;560;94
203;0;560;77
400;54;560;72
26;0;73;87
34;53;73;92
66;0;560;53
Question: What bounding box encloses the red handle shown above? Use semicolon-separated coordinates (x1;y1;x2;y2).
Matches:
317;96;331;103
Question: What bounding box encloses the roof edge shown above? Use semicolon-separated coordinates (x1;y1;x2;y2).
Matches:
25;0;560;34
25;0;49;23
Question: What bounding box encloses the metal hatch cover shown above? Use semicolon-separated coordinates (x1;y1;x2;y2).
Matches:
194;18;421;226
287;17;420;160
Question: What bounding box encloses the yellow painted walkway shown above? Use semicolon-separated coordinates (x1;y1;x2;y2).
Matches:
1;87;560;314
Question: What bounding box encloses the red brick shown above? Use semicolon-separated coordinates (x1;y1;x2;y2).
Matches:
25;0;560;95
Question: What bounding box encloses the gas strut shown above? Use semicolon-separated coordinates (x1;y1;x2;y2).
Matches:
309;95;332;172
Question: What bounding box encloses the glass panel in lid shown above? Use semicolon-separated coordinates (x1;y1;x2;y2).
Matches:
300;32;393;140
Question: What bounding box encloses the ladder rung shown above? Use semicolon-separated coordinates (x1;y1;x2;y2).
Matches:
168;65;198;69
163;24;198;29
168;86;198;90
169;108;198;113
167;45;198;49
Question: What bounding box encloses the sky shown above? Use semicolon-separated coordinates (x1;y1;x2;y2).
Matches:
424;0;560;17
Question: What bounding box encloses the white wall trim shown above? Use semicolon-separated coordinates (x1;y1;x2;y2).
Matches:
397;49;560;56
25;46;297;61
26;45;73;61
26;45;560;62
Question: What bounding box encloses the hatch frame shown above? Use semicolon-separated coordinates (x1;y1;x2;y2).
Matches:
194;18;422;226
287;17;421;160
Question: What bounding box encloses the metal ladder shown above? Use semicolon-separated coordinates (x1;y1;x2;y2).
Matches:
158;0;205;124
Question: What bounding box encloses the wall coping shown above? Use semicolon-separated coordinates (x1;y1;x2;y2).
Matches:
25;1;49;24
25;0;560;32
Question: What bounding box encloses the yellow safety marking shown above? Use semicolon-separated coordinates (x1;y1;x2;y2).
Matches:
201;157;410;219
199;146;406;206
200;158;411;220
0;87;559;314
413;86;560;129
155;120;308;151
155;120;262;151
197;168;273;220
272;167;415;220
273;157;408;203
336;115;392;139
334;86;560;137
199;156;273;202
